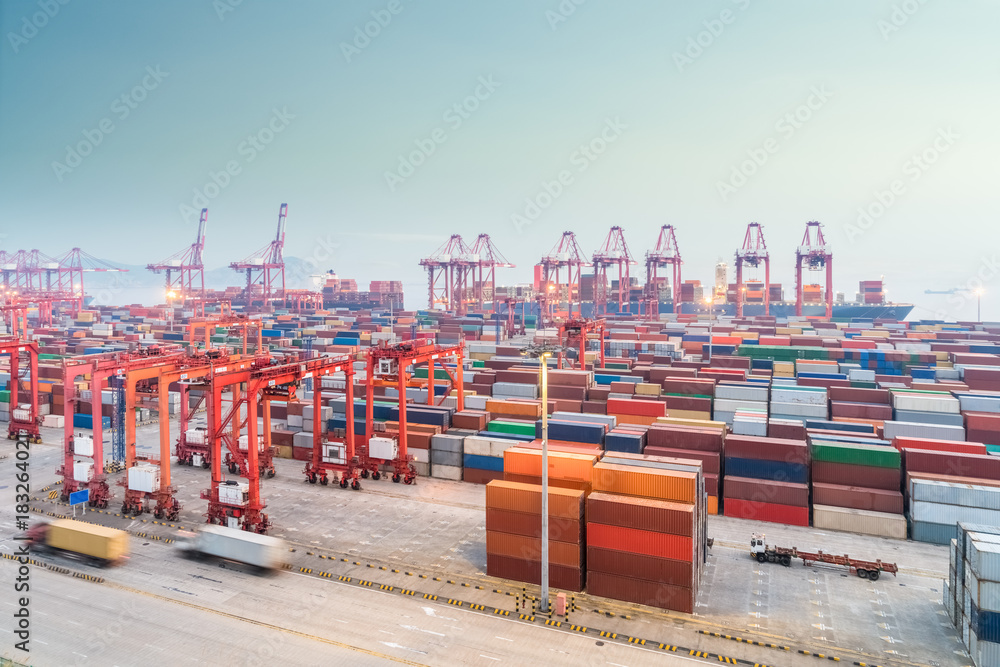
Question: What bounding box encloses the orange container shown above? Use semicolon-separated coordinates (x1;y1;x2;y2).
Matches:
486;399;542;418
587;523;693;562
502;473;592;494
484;480;584;519
503;447;597;483
485;530;582;567
592;461;696;503
707;495;718;515
611;413;660;426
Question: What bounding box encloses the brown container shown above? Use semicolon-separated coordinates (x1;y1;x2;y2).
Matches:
767;420;807;440
723;476;809;508
486;531;582;567
811;482;904;514
704;473;718;497
587;492;693;537
486;554;584;592
642;447;720;474
811;461;901;491
828;387;891;404
586;571;694;613
586;546;693;586
485;480;585;519
724;435;809;464
646;425;724;452
463;468;504;485
485;508;582;544
453;410;489;431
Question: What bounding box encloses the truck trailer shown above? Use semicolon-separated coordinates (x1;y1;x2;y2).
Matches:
26;519;129;567
175;524;287;571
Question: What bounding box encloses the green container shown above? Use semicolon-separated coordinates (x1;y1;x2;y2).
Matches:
987;444;1000;455
810;441;901;469
604;362;630;370
487;420;536;437
38;353;63;360
414;367;451;380
472;360;485;368
0;390;9;403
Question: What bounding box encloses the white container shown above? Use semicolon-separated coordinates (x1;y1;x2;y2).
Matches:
186;428;206;445
73;435;94;457
238;435;263;451
42;414;64;428
893;393;960;414
368;436;398;460
431;463;462;481
218;481;249;506
11;408;30;421
769;401;827;417
287;414;304;429
410;448;429;464
715;384;769;402
770;386;828;405
912;501;1000;527
192;454;204;467
321;443;346;464
463;435;492;457
127;464;160;493
882;420;965;441
73;460;94;483
969;539;1000;582
175;524;286;570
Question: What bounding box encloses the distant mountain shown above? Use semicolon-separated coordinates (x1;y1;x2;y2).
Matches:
83;256;324;293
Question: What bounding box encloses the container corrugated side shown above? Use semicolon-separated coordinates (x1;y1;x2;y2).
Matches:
722;476;809;507
503;447;597;483
586;546;693;585
809;441;900;469
910;479;1000;511
485;508;582;544
586;492;693;537
811;504;907;539
722;498;809;526
484;480;584;518
485;553;583;592
911;520;956;545
586;570;694;613
811;461;901;491
970;540;1000;582
485;531;582;567
912;501;1000;528
587;522;693;561
591;461;696;503
811;482;903;514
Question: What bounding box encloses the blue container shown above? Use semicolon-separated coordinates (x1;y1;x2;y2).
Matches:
593;374;621;385
261;329;283;338
724;457;809;484
535;420;605;445
476;431;534;442
804;420;876;434
329;417;367;435
604;432;643;454
463;454;504;472
72;414;111;429
973;600;1000;643
910;520;955;545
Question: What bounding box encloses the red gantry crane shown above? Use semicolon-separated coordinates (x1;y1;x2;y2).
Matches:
734;222;771;318
147;207;208;301
230;203;287;309
363;341;465;484
536;232;589;328
467;234;515;314
420;234;472;313
643;225;683;320
1;335;40;443
56;247;129;302
795;221;834;319
555;318;606;370
592;226;636;316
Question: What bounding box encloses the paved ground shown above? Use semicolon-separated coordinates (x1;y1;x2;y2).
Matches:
0;423;972;667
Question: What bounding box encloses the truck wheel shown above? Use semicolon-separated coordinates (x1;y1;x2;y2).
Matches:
372;471;381;481
857;569;869;579
392;474;401;483
339;477;349;489
351;479;361;491
756;553;767;563
228;463;238;475
267;468;276;479
869;570;880;581
202;460;210;469
780;555;791;567
319;476;328;486
360;469;369;479
308;473;317;484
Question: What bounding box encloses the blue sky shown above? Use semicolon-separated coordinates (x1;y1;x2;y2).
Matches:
1;1;997;318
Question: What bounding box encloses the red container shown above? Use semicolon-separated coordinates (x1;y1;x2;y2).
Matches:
892;437;987;455
486;531;582;567
828;387;891;404
767;420;807;440
606;398;666;418
723;497;810;526
586;492;693;537
723;476;809;507
486;554;584;592
586;546;693;586
811;461;901;491
811;482;904;514
587;523;693;561
586;571;694;613
642;447;720;474
723;435;809;464
646;425;724;452
903;448;1000;481
830;401;893;420
485;509;582;543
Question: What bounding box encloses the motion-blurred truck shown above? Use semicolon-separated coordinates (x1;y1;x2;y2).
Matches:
175;524;287;571
25;519;129;567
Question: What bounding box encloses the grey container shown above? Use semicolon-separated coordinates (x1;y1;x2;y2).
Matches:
912;501;1000;527
910;479;1000;511
430;434;464;453
431;449;462;467
882;420;965;441
958;394;1000;414
892;409;965;426
431;463;462;481
970;540;1000;582
412;461;431;478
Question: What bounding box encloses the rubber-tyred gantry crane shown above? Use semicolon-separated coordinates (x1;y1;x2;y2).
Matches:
364;341;464;484
795;221;833;319
1;336;40;443
230;203;287;309
555;318;606;370
188;313;264;354
147;207;208;301
592;226;636;316
420;234;473;313
467;234;515;313
302;356;360;488
536;232;589;328
644;225;682;320
734;222;770;318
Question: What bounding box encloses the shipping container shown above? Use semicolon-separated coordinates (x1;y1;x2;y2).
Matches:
587;522;693;561
723;497;809;526
592;461;697;503
586;546;693;585
811;504;907;539
587;492;693;536
586;571;694;613
484;480;584;519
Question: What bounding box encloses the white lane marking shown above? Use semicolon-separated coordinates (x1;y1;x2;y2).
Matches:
421;606;456;621
480;656;500;662
379;630;394;635
36;640;47;645
68;620;82;626
494;636;513;642
380;642;427;655
609;663;629;667
73;652;87;658
400;625;446;637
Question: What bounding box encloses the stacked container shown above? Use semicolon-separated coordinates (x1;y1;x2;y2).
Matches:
645;422;724;514
484;480;585;592
722;435;810;526
769;385;828;424
430;433;464;481
947;523;1000;667
810;439;906;539
909;479;1000;545
462;433;517;484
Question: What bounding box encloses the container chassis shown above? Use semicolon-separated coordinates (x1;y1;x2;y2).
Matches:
750;533;898;581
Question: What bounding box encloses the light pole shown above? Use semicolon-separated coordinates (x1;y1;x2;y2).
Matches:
539;349;551;614
975;288;983;322
705;296;714;362
166;290;176;332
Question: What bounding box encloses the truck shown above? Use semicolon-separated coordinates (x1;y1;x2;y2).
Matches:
750;532;897;580
175;524;287;571
25;519;129;567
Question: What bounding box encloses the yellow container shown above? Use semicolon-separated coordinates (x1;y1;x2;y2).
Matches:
46;519;129;563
